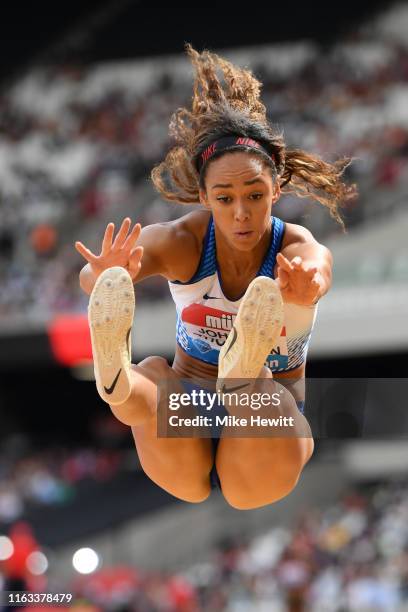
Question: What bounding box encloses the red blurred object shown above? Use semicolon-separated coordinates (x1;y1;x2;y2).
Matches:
29;223;57;255
48;315;92;366
167;576;197;608
1;522;39;580
75;566;140;601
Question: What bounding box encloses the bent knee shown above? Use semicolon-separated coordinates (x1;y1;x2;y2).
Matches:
139;447;213;505
220;462;303;510
147;468;212;504
304;437;314;463
168;483;211;504
223;475;300;510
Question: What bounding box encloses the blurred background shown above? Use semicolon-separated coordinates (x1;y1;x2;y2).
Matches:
0;0;407;609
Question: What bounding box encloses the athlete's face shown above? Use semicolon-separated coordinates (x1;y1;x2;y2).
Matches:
200;152;280;251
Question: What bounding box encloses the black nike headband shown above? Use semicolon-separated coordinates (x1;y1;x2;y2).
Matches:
196;135;275;173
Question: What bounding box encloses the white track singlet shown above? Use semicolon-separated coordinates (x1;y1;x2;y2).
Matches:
168;216;317;373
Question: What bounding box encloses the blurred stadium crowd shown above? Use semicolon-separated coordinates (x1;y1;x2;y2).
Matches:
2;477;408;611
0;446;129;524
1;3;408;609
0;5;408;328
0;409;133;526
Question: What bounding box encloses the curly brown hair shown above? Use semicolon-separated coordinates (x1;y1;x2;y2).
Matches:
151;44;357;228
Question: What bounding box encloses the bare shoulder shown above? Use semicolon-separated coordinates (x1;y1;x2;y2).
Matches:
137;208;210;282
162;208;210;260
168;209;210;281
281;222;318;248
279;222;332;266
173;208;211;242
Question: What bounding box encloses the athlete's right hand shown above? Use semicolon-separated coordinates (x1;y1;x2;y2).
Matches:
75;217;144;282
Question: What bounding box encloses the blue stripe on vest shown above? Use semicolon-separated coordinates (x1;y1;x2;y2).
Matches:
259;217;285;278
170;216;216;285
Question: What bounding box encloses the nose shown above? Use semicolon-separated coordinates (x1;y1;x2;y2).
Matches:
234;199;250;222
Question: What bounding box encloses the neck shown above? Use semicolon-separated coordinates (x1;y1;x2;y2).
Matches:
214;220;272;276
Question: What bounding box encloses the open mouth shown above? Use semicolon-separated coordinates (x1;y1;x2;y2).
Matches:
234;231;253;238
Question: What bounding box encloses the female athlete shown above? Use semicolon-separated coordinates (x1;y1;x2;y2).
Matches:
75;46;355;509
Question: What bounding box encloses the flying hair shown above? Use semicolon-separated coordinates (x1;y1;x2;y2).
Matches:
151;44;357;228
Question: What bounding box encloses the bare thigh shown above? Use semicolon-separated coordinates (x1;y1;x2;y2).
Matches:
215;375;314;509
123;356;213;503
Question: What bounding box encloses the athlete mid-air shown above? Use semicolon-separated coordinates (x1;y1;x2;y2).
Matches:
75;45;355;509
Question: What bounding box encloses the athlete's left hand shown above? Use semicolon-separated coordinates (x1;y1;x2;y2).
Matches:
275;253;323;306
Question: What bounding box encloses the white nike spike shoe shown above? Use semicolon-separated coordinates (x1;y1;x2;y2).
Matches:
88;267;134;405
217;276;284;389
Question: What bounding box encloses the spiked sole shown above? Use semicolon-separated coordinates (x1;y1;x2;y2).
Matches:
88;267;134;405
217;276;284;387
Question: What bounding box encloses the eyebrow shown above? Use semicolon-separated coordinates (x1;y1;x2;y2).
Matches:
211;178;265;190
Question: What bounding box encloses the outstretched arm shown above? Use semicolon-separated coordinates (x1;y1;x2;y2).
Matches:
76;218;144;295
275;227;332;306
75;216;200;295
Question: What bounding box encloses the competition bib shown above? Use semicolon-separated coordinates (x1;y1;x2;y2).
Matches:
177;303;288;371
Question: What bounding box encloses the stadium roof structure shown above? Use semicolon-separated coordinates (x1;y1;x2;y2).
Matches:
0;0;397;84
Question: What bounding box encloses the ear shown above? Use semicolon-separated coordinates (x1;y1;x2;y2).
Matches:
199;187;211;210
272;182;281;204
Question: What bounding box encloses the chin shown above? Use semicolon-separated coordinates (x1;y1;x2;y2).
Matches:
230;234;259;251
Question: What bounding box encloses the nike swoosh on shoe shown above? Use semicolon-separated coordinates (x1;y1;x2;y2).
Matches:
220;382;248;394
224;326;237;357
89;266;134;406
104;369;122;394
